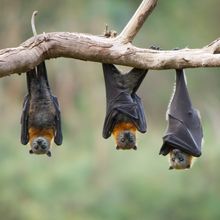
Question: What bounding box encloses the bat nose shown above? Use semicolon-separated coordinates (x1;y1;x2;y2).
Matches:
124;131;135;143
36;138;48;150
37;139;43;145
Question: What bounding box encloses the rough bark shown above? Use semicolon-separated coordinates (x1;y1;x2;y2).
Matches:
0;0;219;78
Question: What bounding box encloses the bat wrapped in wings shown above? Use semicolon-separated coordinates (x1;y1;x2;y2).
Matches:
20;61;63;156
102;63;148;150
159;69;203;169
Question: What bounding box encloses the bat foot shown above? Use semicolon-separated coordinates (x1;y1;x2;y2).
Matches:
116;146;120;150
150;45;160;50
173;47;180;50
133;146;137;150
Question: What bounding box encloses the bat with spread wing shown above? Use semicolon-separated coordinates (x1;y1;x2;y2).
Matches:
159;69;203;169
102;63;148;150
20;62;63;156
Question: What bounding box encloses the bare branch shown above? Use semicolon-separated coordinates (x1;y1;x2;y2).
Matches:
0;33;220;78
117;0;157;44
0;0;219;78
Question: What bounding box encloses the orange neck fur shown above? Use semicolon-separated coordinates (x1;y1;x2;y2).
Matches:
112;122;136;139
28;127;54;144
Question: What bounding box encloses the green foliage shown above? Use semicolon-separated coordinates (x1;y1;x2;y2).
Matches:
0;0;220;219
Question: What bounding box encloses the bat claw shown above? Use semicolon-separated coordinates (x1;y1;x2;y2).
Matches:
47;151;52;157
150;45;160;50
133;146;137;150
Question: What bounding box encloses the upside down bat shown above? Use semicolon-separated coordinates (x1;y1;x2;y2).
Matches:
102;63;148;150
159;69;203;170
20;62;63;156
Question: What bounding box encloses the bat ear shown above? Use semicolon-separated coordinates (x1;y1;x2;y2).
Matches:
29;149;34;154
47;151;52;157
186;164;191;169
169;166;174;170
133;146;137;150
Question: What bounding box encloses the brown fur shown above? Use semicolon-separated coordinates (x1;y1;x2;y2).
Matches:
112;122;136;140
29;127;54;146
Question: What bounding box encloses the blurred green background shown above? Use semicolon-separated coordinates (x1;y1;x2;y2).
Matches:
0;0;220;219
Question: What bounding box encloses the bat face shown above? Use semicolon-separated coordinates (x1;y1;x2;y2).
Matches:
112;122;137;150
115;130;137;150
169;149;194;170
28;128;54;157
30;136;51;156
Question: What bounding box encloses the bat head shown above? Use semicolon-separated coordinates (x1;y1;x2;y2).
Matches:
115;130;137;150
29;136;51;157
168;149;194;170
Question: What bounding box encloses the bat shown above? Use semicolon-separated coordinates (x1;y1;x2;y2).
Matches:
102;63;148;150
159;69;203;169
20;62;63;156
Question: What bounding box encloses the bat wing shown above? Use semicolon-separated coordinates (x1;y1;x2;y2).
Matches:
25;61;63;145
21;66;38;145
132;94;147;133
160;69;203;157
37;61;62;145
52;96;63;145
102;63;147;138
126;68;148;94
20;95;30;145
160;114;202;156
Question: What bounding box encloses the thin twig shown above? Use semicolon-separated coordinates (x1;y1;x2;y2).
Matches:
31;11;38;36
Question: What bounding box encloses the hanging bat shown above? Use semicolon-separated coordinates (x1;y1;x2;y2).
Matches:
20;62;63;156
159;69;203;170
102;63;148;150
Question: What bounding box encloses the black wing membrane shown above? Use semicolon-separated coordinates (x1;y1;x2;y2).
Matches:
52;96;63;145
20;95;30;145
160;69;203;157
102;63;148;139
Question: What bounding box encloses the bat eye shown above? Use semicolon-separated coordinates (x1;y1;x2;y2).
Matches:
171;158;175;162
121;138;125;143
188;111;193;116
179;158;184;162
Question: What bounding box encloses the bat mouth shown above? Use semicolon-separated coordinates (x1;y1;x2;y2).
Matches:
30;137;50;155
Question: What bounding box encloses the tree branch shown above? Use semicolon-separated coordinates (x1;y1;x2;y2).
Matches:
0;0;220;78
117;0;157;44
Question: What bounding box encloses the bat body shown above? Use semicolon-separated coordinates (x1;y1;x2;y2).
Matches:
21;62;62;156
102;64;147;150
160;69;203;170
